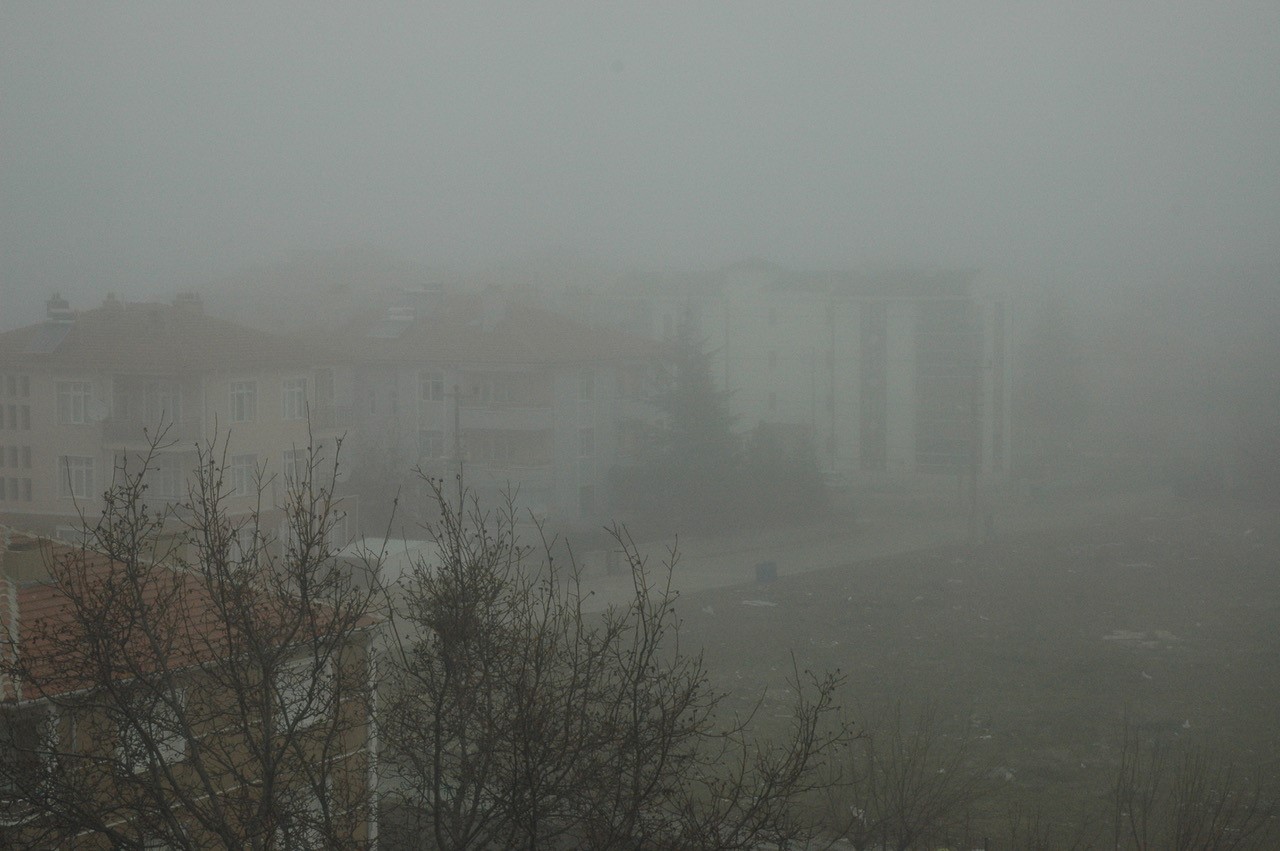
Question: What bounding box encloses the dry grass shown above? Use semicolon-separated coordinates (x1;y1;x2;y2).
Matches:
676;497;1280;842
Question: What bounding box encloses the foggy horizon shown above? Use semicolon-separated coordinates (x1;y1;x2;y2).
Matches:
4;4;1279;328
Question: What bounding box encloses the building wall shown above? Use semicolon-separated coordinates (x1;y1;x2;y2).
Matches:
1;638;373;848
347;359;642;524
0;364;348;538
707;276;1011;483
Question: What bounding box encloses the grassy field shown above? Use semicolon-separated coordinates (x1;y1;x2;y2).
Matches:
675;496;1280;845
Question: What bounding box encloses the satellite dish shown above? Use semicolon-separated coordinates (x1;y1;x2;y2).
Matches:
87;399;109;423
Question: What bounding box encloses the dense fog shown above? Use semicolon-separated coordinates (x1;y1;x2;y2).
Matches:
2;5;1280;848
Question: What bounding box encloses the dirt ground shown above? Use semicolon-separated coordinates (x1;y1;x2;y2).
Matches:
672;494;1280;836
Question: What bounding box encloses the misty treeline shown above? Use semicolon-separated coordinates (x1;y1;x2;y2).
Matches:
612;314;828;532
0;434;850;849
817;701;1277;851
1014;285;1280;500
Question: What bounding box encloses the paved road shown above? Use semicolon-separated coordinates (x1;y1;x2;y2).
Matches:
577;488;1176;610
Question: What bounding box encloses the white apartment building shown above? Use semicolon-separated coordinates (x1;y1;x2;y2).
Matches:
549;262;1013;485
0;293;352;539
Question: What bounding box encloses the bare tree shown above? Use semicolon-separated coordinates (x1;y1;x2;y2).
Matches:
378;473;852;850
1111;716;1277;851
825;700;993;851
0;430;379;849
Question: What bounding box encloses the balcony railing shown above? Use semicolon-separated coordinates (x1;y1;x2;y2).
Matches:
464;463;555;491
458;404;554;431
311;403;355;431
102;417;203;444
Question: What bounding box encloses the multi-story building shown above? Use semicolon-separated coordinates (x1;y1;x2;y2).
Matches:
0;293;354;540
712;264;1012;481
546;262;1013;485
339;289;662;524
0;529;375;848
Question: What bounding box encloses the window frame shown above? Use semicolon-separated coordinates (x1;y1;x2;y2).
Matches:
117;690;187;775
57;455;95;499
418;428;445;461
230;381;258;424
56;381;92;425
419;370;445;403
281;378;308;421
274;656;334;731
229;454;257;498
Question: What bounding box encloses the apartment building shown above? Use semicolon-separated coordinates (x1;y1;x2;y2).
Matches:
0;530;375;848
340;290;662;523
712;264;1013;481
545;262;1013;484
0;294;353;539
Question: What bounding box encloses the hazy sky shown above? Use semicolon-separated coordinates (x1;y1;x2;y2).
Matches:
3;3;1278;327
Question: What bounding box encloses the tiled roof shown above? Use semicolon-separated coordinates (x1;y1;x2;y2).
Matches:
0;301;334;372
343;293;665;366
2;532;375;703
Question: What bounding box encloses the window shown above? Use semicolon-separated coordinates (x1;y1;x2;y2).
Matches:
275;657;333;730
58;456;94;499
579;427;595;457
56;382;91;425
277;783;326;850
230;381;257;423
149;456;184;499
22;446;30;468
5;478;16;501
21;479;31;502
19;406;29;431
1;706;57;805
3;376;13;396
230;525;258;565
282;378;308;421
4;404;14;429
282;448;308;486
6;446;15;467
579;368;595;400
768;392;777;411
579;484;595;517
419;428;445;460
20;376;29;398
768;350;778;370
419;370;445;402
230;454;257;498
0;446;5;468
117;691;186;774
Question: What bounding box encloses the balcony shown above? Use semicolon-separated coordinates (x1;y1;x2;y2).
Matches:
102;417;204;445
463;463;555;493
458;404;554;431
311;403;356;431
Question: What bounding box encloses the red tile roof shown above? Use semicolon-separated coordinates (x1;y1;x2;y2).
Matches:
2;533;375;703
344;293;665;366
0;301;334;372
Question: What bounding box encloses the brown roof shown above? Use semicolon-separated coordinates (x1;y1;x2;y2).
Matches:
0;300;334;373
3;532;375;703
344;293;665;366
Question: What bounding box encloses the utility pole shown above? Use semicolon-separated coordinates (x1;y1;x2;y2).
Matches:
968;304;983;544
450;383;464;478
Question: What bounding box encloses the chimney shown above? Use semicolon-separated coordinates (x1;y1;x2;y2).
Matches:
102;292;122;311
46;292;74;323
173;291;203;314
